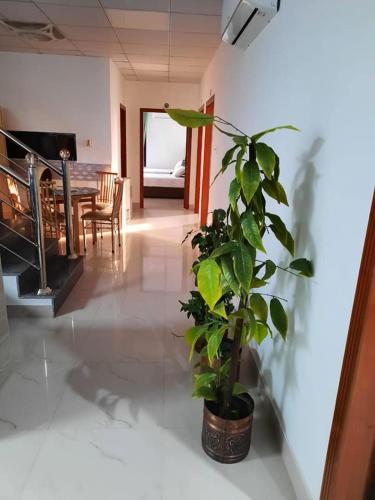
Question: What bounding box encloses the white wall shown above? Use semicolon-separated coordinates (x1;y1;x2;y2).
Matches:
121;80;200;204
0;52;112;165
200;1;375;498
109;60;125;174
145;112;186;170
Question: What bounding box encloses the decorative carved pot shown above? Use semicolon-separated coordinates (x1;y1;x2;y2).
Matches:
202;395;254;464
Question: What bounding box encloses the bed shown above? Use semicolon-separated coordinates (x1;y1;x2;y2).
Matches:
144;168;185;199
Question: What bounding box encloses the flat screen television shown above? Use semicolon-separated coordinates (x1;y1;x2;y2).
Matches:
6;131;77;161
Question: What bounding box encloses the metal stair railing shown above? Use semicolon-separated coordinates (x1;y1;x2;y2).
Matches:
0;128;77;295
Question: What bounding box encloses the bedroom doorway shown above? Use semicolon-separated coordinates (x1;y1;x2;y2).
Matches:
139;108;191;209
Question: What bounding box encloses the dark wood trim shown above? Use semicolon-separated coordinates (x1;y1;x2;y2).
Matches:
206;94;215;107
194;105;204;214
184;127;192;209
200;96;215;226
120;105;127;178
320;191;375;500
139;107;191;209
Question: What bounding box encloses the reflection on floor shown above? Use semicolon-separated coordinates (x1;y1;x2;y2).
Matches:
0;199;297;500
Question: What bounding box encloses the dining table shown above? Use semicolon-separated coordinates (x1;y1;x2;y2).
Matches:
53;186;99;255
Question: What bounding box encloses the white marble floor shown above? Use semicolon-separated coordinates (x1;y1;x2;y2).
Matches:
0;199;297;500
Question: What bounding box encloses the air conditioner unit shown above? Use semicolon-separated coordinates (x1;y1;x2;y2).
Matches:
221;0;280;50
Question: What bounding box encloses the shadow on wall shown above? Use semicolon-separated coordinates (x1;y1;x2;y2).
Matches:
260;137;324;426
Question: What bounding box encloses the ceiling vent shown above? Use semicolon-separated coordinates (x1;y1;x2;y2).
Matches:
0;20;65;42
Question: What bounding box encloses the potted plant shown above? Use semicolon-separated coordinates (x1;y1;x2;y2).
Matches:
167;108;314;464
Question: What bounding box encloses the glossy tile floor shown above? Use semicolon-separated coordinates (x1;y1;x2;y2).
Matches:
0;199;297;500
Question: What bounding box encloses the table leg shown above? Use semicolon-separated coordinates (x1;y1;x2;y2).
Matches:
73;198;80;254
91;194;97;245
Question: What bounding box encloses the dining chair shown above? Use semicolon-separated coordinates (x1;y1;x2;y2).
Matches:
40;180;65;238
81;171;117;212
81;178;124;253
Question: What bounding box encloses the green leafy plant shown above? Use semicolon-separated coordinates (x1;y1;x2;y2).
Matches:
168;108;314;419
180;208;234;327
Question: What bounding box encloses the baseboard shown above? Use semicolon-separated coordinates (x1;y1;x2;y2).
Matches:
249;348;312;500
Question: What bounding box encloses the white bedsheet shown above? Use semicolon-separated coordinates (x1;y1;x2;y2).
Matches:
144;170;184;188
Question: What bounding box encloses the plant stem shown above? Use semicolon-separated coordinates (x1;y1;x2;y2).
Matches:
222;316;243;418
259;293;288;302
255;259;303;279
214;116;251;139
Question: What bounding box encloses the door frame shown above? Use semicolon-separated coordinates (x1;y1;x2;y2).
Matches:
194;105;204;214
139;108;192;209
120;104;127;178
320;191;375;499
200;95;215;226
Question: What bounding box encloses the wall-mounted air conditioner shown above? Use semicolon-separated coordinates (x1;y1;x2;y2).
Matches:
221;0;280;50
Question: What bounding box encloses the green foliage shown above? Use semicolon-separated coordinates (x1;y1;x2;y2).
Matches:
270;298;288;339
166;108;214;128
170;109;313;413
289;258;314;277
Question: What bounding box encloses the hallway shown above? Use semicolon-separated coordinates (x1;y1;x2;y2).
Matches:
0;201;297;500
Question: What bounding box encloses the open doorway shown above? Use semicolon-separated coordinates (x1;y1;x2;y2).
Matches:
139;108;191;209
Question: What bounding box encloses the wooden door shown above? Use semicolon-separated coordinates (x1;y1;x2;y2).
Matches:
194;106;204;214
120;105;127;178
200;96;215;226
183;127;192;210
320;191;375;500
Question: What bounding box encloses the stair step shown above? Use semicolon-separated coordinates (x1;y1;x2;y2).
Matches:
7;255;84;317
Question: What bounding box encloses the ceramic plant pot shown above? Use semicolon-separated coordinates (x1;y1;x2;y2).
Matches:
201;394;255;464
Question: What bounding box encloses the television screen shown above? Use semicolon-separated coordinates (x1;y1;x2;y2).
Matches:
6;131;77;161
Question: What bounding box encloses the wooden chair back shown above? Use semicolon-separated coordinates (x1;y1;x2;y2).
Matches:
112;178;124;219
40;180;58;238
96;171;117;205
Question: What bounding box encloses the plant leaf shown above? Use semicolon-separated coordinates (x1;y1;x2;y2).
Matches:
250;293;268;322
194;372;217;390
235;146;246;182
228;178;241;211
267;213;295;256
263;259;277;280
241;160;260;204
262;178;289;206
211;241;238;259
207;326;226;365
270;298;288;339
255;143;276;179
252;322;269;345
233;135;248;146
185;325;206;361
241;210;266;253
212;301;227;319
197;259;222;310
166;108;214;128
221;254;240;295
192;386;217;400
232;382;248;395
251;277;269;288
251;124;300;143
233;242;253;294
289;258;314;277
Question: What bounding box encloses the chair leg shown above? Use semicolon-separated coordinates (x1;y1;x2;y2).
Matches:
82;220;87;253
100;223;103;239
118;219;121;247
111;221;114;253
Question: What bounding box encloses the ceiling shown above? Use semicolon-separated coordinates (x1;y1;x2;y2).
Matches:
0;0;223;83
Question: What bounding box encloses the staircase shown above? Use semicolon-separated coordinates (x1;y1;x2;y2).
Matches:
0;129;83;317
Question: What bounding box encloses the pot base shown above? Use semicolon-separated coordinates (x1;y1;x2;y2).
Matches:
201;395;254;464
